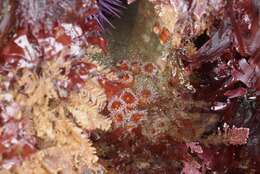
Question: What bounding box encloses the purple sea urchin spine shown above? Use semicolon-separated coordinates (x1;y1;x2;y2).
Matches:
96;0;124;28
98;0;123;17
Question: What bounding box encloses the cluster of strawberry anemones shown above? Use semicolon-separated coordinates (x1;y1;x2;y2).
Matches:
107;88;147;130
100;60;160;130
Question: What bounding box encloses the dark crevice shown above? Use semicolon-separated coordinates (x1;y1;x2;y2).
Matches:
193;30;210;49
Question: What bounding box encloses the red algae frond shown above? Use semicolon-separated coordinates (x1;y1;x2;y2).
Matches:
219;123;250;145
98;77;125;99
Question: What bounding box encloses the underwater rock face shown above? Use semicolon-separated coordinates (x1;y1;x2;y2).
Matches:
149;0;225;48
0;0;258;173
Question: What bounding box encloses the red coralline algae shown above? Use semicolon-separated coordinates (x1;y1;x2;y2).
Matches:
0;103;36;169
98;78;124;99
181;160;201;174
87;36;108;52
185;1;260;96
173;1;260;172
68;60;98;90
0;0;118;71
223;87;248;99
219;123;250;145
186;142;203;154
133;0;260;173
16;0;122;34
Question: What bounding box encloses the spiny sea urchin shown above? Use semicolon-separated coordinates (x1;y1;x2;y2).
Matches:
96;0;125;28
